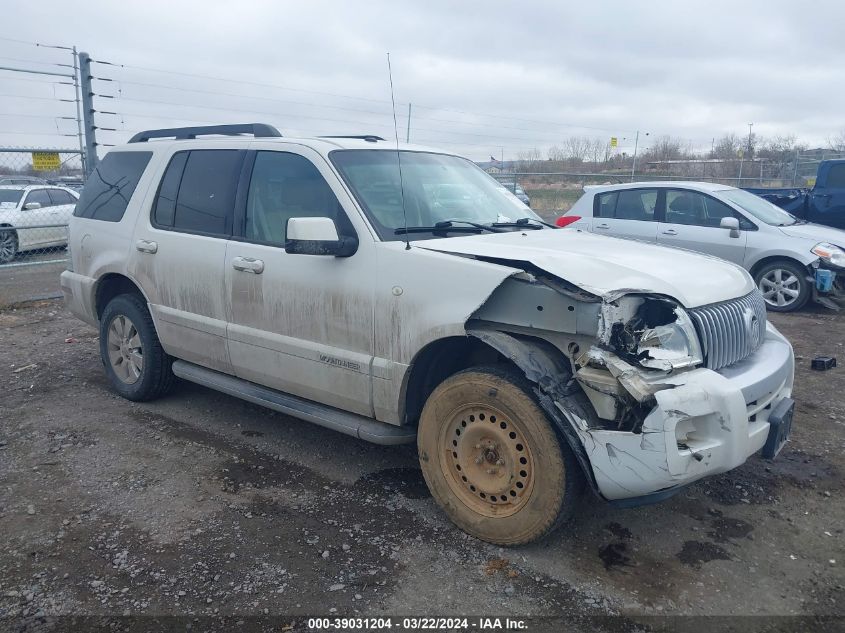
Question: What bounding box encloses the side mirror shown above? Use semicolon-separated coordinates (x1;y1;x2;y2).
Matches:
23;202;41;210
720;216;741;238
285;217;358;257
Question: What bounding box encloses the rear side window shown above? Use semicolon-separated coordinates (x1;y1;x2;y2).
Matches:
595;189;657;221
827;163;845;188
74;151;152;221
594;191;618;218
48;189;76;205
152;150;242;236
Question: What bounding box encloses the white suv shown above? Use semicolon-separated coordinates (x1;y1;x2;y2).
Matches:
62;124;795;545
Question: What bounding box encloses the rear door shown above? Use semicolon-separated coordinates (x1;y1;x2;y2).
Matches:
128;148;244;374
591;188;660;242
809;162;845;230
656;189;748;264
47;188;77;244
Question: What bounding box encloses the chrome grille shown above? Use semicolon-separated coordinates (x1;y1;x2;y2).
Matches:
689;290;767;371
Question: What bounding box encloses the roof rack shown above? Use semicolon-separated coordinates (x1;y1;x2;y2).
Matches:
319;135;385;143
128;123;282;143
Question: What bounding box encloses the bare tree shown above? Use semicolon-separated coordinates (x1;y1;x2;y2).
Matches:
516;148;542;172
829;130;845;152
758;135;807;179
713;133;742;160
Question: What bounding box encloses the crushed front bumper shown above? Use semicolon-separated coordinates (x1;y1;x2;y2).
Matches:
574;322;794;501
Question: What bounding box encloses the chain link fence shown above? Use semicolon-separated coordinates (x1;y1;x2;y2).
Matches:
0;148;84;269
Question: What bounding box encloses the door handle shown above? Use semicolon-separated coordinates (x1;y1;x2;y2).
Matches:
595;223;611;230
661;229;678;236
135;239;158;254
232;256;265;274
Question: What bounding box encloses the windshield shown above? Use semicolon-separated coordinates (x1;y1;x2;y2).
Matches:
331;150;540;240
0;189;23;206
717;188;798;226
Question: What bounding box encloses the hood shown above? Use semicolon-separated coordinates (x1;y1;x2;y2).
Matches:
778;222;845;247
417;229;754;309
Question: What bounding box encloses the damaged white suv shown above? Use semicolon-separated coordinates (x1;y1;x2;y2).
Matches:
62;124;795;545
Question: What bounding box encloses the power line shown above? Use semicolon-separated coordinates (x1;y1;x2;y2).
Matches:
92;58;630;137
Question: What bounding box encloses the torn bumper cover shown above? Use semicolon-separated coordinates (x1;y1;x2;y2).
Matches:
572;322;794;501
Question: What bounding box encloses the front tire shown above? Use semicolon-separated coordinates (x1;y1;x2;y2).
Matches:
754;260;810;312
418;366;583;545
0;228;18;264
99;293;175;401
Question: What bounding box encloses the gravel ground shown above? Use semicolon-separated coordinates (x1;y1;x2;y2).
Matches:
1;298;843;631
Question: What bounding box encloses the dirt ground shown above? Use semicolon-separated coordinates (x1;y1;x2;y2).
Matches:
1;297;844;631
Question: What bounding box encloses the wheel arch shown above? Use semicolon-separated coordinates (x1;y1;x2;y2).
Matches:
749;254;814;279
401;327;600;497
95;273;150;319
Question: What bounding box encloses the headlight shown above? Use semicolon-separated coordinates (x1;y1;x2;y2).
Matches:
635;308;703;371
811;242;845;267
608;297;703;371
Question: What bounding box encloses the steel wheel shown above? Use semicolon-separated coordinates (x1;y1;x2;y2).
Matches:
441;404;535;518
0;229;17;264
106;314;144;384
758;267;801;309
418;366;583;545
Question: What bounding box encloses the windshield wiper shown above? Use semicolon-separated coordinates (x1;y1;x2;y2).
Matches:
492;217;557;230
395;220;504;235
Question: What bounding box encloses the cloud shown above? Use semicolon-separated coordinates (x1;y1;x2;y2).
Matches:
1;0;842;159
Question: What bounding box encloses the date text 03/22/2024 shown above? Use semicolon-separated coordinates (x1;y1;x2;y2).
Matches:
306;617;528;630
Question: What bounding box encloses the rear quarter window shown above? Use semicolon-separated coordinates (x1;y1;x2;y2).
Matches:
74;151;153;221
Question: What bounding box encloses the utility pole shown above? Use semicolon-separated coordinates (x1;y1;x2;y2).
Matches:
746;122;754;158
72;47;86;175
630;131;648;182
78;52;98;176
405;103;411;143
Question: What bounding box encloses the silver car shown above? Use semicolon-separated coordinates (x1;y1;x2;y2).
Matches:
565;181;845;312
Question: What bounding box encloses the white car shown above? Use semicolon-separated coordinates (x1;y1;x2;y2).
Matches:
562;181;845;312
0;184;79;263
61;124;795;545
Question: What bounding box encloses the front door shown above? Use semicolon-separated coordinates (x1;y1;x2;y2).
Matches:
224;147;375;417
808;162;845;230
20;188;56;249
656;189;748;265
591;187;660;243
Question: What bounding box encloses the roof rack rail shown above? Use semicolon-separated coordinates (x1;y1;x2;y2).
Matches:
128;123;282;143
319;135;385;143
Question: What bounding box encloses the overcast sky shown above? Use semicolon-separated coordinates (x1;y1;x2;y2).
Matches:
1;0;843;161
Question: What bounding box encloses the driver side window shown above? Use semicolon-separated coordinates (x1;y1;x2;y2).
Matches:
245;152;347;245
666;190;743;228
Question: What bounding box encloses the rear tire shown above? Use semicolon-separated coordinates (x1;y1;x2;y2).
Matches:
0;228;18;264
754;260;810;312
418;365;583;545
99;293;175;401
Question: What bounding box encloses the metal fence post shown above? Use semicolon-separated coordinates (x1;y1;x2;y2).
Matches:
78;52;98;176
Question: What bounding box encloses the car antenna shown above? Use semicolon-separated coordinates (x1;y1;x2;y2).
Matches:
387;52;411;250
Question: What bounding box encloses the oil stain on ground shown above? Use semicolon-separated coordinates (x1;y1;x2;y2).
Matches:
677;540;731;568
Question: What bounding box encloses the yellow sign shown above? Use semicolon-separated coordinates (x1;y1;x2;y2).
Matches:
806;177;816;187
32;152;61;171
610;137;618;148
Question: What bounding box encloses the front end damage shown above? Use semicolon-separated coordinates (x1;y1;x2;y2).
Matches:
469;274;795;504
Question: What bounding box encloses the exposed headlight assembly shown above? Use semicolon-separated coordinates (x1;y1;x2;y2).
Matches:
608;296;703;371
811;242;845;268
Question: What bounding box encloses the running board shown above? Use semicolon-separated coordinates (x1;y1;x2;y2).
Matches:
171;360;416;445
